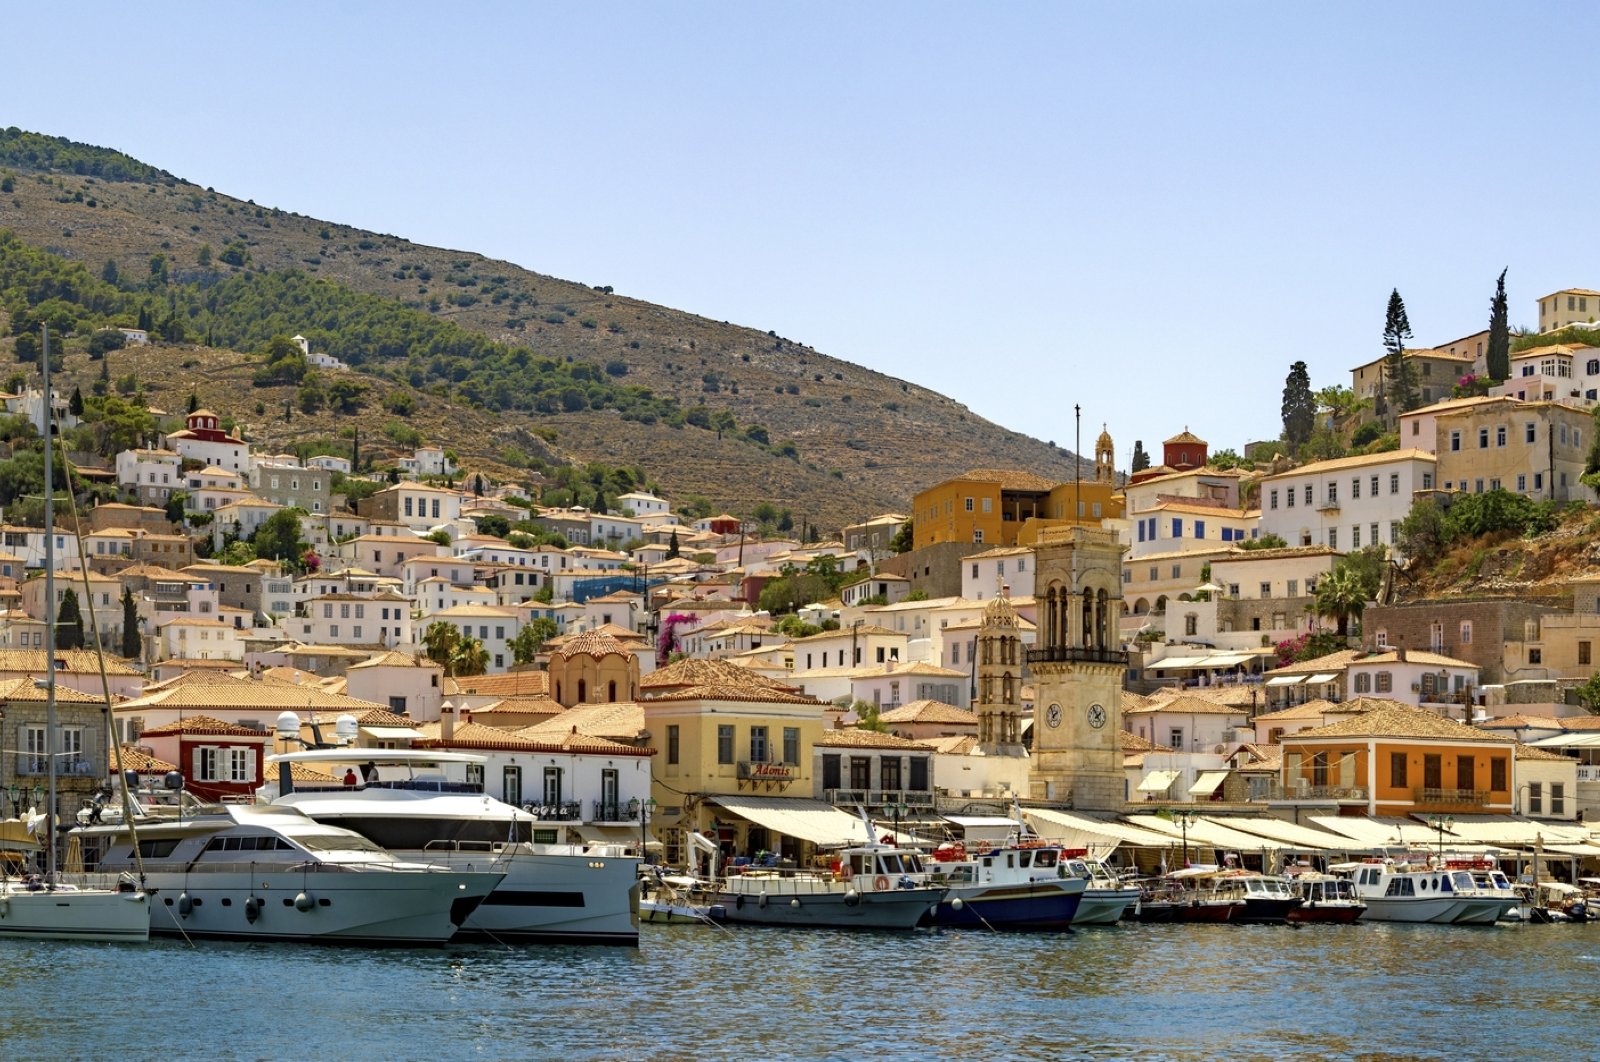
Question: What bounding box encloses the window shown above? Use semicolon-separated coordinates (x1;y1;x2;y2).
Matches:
1581;641;1592;666
1474;479;1484;493
822;754;841;790
1351;526;1361;549
1375;671;1392;693
909;757;929;792
1172;518;1183;539
1354;672;1372;693
1517;474;1527;492
1526;422;1536;444
1553;783;1566;815
1390;752;1407;788
1184;614;1197;636
1450;431;1461;451
880;756;902;791
1304;485;1313;505
849;756;872;789
1422;473;1432;489
1528;781;1542;814
1370;522;1379;546
1423;754;1441;790
1327;528;1337;550
1168;728;1183;751
1529;648;1542;664
1456;755;1475;793
783;727;800;766
667;725;680;765
1287;579;1298;597
1490;757;1507;793
717;725;734;765
964;497;974;512
1496;425;1506;447
1372;475;1381;496
1270;489;1279;510
1287;487;1296;508
1259;581;1272;598
1351;477;1361;499
982;497;992;513
542;767;563;805
1327;483;1337;504
1194;520;1205;539
1478;428;1489;448
1171;564;1181;579
1534;473;1544;491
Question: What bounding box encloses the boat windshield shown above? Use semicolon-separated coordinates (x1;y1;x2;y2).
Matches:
291;832;390;854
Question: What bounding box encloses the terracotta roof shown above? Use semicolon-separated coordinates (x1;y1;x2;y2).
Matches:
1163;430;1206;445
471;695;565;717
876;700;977;726
950;468;1059;493
1476;715;1568;731
1288;699;1514;744
119;680;387;713
413;720;652;756
0;677;112;704
1260;449;1435;480
452;671;550;697
1145;684;1265;709
1251;699;1349;723
649;684;823;705
116;744;176;773
1267;647;1476;675
0;649;141;676
640;657;795;693
1515;742;1572;763
1119;730;1160;752
555;629;633;660
1127;694;1250;717
140;715;271;737
309;707;413;727
926;734;977;755
816;728;933;750
518;701;646;742
348;650;435;670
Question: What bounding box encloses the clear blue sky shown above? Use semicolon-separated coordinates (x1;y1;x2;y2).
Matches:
6;3;1594;465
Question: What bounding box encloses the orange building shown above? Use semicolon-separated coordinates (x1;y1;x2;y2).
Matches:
1280;698;1515;817
912;470;1124;551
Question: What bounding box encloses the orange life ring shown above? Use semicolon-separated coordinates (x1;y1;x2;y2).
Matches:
874;875;890;891
840;864;853;880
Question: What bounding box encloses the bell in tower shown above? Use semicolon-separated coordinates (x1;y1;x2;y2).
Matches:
1028;525;1129;810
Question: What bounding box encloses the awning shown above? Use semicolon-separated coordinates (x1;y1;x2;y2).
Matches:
1304;673;1339;684
1124;813;1292;852
708;796;872;847
360;725;426;740
944;815;1024;842
1531;733;1600;748
1187;770;1230;796
1022;807;1177;851
1434;816;1592;848
1137;769;1181;793
1203;816;1355;851
1152;652;1259;671
1308;815;1447;848
1266;676;1305;687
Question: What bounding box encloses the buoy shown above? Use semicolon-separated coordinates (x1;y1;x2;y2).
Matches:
294;891;315;912
790;898;800;908
177;892;193;917
873;875;890;891
951;897;965;911
843;889;860;907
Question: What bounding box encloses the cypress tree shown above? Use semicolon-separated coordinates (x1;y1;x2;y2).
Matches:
1281;361;1315;453
121;588;141;659
57;589;84;651
1486;268;1510;382
1131;441;1150;473
68;386;83;417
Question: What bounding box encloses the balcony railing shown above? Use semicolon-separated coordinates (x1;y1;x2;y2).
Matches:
1281;784;1367;800
16;756;97;777
1027;646;1129;666
1413;786;1488;808
591;800;641;823
525;800;583;821
823;789;935;808
1576;765;1600;784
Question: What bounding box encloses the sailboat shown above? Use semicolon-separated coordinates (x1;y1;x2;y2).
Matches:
0;324;149;942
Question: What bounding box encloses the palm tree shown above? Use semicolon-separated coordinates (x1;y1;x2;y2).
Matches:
450;635;489;678
422;621;460;671
1313;567;1366;638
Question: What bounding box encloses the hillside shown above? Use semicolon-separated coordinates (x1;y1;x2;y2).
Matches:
0;129;1088;528
1396;509;1600;605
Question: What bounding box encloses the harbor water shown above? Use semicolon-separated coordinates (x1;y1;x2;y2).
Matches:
4;922;1594;1060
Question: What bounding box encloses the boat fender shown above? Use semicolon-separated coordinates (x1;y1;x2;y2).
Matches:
758;892;768;909
950;897;965;911
843;889;860;907
790;898;800;908
177;892;193;918
734;894;745;910
294;891;315;912
873;875;889;891
244;897;261;923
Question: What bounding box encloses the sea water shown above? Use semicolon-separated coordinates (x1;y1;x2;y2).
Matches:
1;922;1592;1060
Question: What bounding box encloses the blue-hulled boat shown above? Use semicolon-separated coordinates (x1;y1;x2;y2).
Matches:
923;842;1087;930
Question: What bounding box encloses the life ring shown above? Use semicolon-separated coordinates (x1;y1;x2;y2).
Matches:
840;864;853;881
874;875;889;891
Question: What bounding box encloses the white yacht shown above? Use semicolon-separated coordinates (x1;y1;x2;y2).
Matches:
1337;859;1508;925
266;749;641;945
1061;855;1142;925
71;788;502;944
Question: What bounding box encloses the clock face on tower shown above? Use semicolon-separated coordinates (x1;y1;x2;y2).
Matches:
1045;703;1062;728
1087;703;1107;729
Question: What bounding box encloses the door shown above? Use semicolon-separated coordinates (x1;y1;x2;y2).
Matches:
503;765;522;808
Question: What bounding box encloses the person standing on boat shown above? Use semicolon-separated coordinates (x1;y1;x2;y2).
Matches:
361;761;379;784
342;768;358;787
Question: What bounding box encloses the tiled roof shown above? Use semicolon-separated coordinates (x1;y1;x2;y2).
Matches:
0;649;141;676
0;677;111;704
649;684;823;705
1127;694;1249;717
348;650;433;670
140;715;270;737
309;707;413;727
876;700;976;725
120;680;387;712
927;734;977;754
116;744;176;773
1515;742;1572;763
415;720;653;756
1267;647;1476;674
1260;449;1435;480
1119;730;1160;752
951;469;1059;492
1163;430;1206;445
1476;715;1568;731
453;671;550;697
471;695;565;716
555;630;633;660
519;701;646;742
816;728;933;750
640;657;795;693
1288;699;1514;744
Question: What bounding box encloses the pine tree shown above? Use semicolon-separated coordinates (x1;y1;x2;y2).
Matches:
68;386;83;417
1281;361;1315;453
136;305;151;331
57;589;84;651
120;588;141;659
1381;288;1417;416
1131;441;1150;473
1486;268;1510;382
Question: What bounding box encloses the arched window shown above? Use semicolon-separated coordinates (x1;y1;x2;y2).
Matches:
608;680;617;701
554;681;562;703
1002;672;1015;703
577;678;588;702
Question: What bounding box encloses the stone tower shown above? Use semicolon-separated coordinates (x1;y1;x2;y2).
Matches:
1094;425;1115;485
975;583;1025;754
1028;525;1129;809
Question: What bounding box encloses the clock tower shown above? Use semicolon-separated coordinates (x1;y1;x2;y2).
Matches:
1028;525;1129;810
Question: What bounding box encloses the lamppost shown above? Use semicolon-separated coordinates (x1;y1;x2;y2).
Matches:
640;797;657;862
1427;813;1453;865
892;801;908;848
1174;810;1198;867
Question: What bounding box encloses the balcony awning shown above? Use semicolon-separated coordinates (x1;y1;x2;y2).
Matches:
1137;769;1181;793
1187;770;1230;796
1021;807;1177;851
709;796;872;847
1265;676;1305;687
1304;673;1340;684
360;725;426;741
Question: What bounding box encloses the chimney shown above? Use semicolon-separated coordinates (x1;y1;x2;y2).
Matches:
441;699;456;742
1395;635;1407;664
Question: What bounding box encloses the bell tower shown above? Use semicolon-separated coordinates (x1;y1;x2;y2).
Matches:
1028;525;1129;809
975;584;1025;754
1094;425;1115;485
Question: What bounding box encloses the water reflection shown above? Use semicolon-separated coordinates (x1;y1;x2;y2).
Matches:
1;923;1597;1059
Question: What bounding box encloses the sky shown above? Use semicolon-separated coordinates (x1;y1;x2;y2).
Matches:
6;3;1599;466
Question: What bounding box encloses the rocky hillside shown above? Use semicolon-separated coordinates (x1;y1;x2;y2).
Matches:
0;130;1087;528
1396;510;1600;604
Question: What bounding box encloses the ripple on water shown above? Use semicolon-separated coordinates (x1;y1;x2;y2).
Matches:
0;921;1597;1060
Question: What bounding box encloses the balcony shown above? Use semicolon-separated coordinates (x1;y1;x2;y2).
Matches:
823;789;936;809
1577;765;1600;784
1027;646;1129;666
1278;783;1368;801
1413;786;1488;808
526;800;583;821
591;800;642;824
14;757;97;778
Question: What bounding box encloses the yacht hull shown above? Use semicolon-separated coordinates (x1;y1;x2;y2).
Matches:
1234;897;1304;924
0;886;149;943
422;846;641;945
931;879;1085;930
1287;902;1365;924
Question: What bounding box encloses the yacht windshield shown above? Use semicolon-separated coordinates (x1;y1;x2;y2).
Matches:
292;832;389;854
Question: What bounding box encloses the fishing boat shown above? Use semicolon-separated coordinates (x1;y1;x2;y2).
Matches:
1062;855;1142;925
1286;873;1366;924
1524;881;1588;924
71;785;503;944
709;837;946;930
0;324;151;944
266;748;641;944
1135;866;1241;923
1201;870;1303;924
640;869;725;925
1335;859;1507;925
922;841;1086;930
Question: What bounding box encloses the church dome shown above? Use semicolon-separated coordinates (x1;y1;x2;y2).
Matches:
982;585;1020;630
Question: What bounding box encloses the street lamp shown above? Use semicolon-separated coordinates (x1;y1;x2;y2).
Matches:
1427;814;1453;865
1174;810;1198;867
640;797;657;862
892;801;908;848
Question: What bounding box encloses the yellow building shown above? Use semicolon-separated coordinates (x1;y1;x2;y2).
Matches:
1433;398;1592;502
913;471;1123;552
1538;288;1600;333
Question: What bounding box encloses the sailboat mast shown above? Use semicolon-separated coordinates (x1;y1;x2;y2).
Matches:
42;324;57;882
